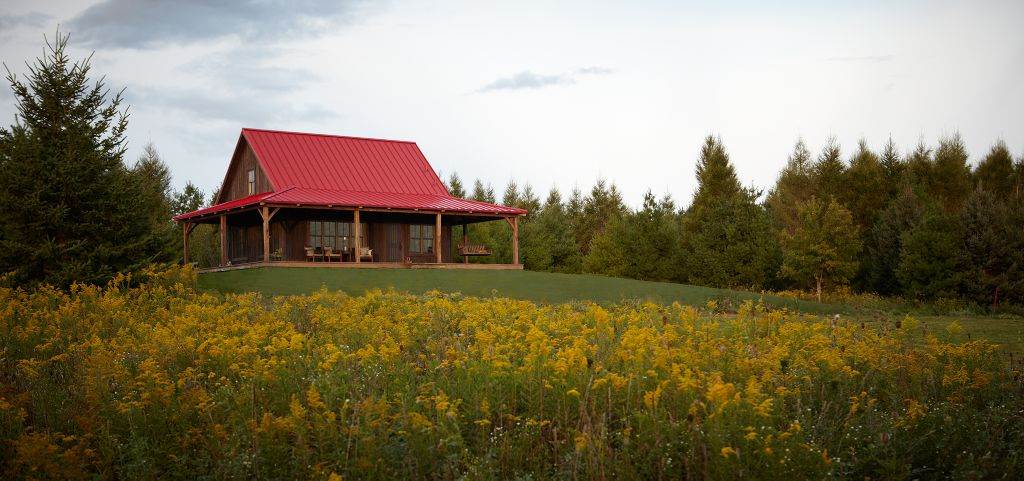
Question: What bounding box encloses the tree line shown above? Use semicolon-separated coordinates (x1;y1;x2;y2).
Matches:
3;33;1022;308
450;134;1024;306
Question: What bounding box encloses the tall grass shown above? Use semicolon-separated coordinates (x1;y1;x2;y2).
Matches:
2;266;1022;479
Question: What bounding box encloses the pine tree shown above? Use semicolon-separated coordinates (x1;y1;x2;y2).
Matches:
865;187;925;296
131;142;177;262
930;134;972;212
960;189;1024;306
502;180;521;207
0;32;162;286
973;141;1016;198
780;198;861;301
843;139;887;233
584;192;681;281
172;182;205;217
897;205;964;300
766;138;814;235
879;136;905;195
690;135;742;214
576;178;625;257
684;137;777;288
523;188;580;272
811;137;846;202
447;172;466;198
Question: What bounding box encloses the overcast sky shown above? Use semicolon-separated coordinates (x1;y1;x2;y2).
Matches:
1;0;1022;207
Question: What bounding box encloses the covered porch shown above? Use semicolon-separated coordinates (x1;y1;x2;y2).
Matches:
179;202;522;272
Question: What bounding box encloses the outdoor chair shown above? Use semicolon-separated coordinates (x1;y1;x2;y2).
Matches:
305;246;323;262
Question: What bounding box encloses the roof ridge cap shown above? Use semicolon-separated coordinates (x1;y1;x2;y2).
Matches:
242;127;418;145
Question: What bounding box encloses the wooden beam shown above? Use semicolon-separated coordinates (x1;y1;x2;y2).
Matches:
219;214;227;266
435;212;442;263
462;223;468;264
182;222;191;265
511;216;519;265
261;206;271;263
354;208;361;263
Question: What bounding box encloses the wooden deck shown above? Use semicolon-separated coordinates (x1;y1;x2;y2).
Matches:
198;261;524;273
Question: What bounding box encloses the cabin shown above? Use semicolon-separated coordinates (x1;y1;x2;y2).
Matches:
173;128;527;270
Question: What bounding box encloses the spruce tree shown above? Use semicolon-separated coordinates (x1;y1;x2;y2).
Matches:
684;136;778;288
897;204;965;300
766;138;814;235
843;139;887;233
879;136;905;195
0;33;161;286
811;137;846;202
973;141;1016;198
960;189;1023;306
779;198;860;301
447;172;466;198
576;178;625;257
865;187;925;295
133;142;180;262
930;134;972;212
689;135;741;214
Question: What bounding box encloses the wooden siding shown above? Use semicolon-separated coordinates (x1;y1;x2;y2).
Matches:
220;141;272;202
228;219;454;264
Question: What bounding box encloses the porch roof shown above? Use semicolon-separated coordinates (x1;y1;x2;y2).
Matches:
173;186;526;222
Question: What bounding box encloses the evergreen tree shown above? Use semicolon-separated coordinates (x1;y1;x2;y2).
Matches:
132;143;179;263
471;179;496;203
842;139;887;233
973;141;1016;198
811;137;846;202
903;140;933;189
584;192;681;281
879;136;905;196
0;32;162;286
766;138;814;235
519;183;542;213
523;188;580;272
575;178;625;258
960;189;1024;306
684;137;777;288
502;180;521;207
930;134;972;212
690;135;742;214
780;198;860;301
897;205;964;300
865;187;925;296
172;182;205;217
447;172;466;198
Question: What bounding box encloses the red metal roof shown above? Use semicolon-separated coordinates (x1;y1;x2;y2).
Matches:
172;191;278;221
173;128;527;221
242;128;449;196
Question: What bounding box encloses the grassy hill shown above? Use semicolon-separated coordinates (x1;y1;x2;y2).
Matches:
198;266;834;313
198;267;1024;353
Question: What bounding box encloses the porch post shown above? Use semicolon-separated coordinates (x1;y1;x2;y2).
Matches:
219;214;227;266
354;208;361;263
462;223;468;264
512;216;519;265
261;206;270;263
182;222;191;265
435;212;442;263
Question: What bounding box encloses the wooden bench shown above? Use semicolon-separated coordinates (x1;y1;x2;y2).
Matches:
458;244;491;256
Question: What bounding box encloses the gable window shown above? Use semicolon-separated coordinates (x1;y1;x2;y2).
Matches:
247;169;256;195
308;221;366;251
409;224;434;254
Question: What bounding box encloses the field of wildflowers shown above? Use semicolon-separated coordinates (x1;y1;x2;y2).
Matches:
2;266;1022;479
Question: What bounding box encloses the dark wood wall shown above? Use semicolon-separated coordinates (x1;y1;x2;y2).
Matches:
220;141;272;202
226;217;454;263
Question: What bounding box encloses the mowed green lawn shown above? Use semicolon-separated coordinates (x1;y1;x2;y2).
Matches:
198;267;1024;353
199;267;830;312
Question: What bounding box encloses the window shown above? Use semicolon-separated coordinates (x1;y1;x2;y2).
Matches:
409;224;434;254
247;169;256;195
308;221;366;250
